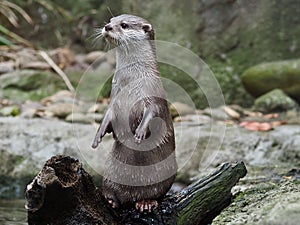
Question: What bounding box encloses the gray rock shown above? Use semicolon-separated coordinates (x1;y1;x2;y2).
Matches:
42;90;75;104
203;107;228;120
254;89;298;112
20;108;37;119
0;117;113;197
212;181;300;225
169;102;195;117
0;61;14;74
45;103;81;118
1;117;300;200
86;113;104;123
65;113;91;124
174;114;211;124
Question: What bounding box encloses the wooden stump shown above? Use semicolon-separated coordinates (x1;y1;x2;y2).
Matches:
25;155;247;225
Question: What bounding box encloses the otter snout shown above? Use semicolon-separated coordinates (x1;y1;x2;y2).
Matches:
105;24;113;31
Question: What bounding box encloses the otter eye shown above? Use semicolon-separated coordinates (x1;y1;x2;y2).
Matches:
120;23;128;29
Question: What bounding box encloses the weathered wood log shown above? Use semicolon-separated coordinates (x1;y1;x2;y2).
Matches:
25;155;247;225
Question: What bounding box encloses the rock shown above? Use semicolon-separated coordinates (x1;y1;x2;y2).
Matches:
0;106;20;117
254;89;298;113
84;51;106;64
65;113;91;124
242;59;300;101
0;117;300;198
20;108;37;119
174;114;211;124
0;117;113;198
169;102;195;117
0;70;66;103
212;180;300;225
45;103;80;118
87;103;108;113
41;90;75;104
86;113;104;123
203;107;227;120
222;106;240;120
283;110;300;125
0;61;14;74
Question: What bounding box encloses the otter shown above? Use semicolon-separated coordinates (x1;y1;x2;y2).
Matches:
92;14;177;213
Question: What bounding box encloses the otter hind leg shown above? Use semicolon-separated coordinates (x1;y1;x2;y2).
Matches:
135;200;158;213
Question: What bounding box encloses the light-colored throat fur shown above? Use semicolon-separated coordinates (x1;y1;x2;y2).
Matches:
115;40;158;82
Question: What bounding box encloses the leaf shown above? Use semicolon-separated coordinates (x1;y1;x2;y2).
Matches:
2;0;33;24
0;24;33;47
0;35;13;46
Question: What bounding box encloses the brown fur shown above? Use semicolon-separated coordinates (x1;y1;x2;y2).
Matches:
92;14;177;208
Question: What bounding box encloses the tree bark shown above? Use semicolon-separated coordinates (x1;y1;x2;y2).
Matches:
25;155;247;225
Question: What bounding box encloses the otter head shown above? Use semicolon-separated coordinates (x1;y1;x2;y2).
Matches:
102;14;154;45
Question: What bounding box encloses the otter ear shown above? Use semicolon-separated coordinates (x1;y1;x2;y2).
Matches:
142;23;152;33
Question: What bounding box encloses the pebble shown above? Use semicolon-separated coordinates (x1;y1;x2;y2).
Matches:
169;102;195;117
45;103;80;118
86;113;104;123
65;113;91;124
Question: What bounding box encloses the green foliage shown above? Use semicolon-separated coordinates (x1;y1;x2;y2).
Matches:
0;36;12;46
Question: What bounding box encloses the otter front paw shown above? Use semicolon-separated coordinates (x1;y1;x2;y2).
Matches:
134;127;147;143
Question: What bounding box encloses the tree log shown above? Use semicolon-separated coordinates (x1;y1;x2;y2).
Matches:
25;155;247;225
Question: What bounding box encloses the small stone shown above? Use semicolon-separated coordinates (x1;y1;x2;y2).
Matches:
84;51;106;64
222;106;240;120
65;113;91;124
42;90;75;104
203;107;227;120
169;102;195;117
0;61;14;74
20;108;37;119
46;103;79;118
174;114;211;124
86;113;104;123
87;103;107;113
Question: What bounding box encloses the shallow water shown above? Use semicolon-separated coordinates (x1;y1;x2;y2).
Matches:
0;199;27;225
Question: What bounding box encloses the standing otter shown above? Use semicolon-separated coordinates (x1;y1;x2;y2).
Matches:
92;14;177;213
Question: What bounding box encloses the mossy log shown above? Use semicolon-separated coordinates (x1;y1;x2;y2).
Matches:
25;155;247;225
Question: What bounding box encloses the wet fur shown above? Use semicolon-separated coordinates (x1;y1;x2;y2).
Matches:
93;14;177;207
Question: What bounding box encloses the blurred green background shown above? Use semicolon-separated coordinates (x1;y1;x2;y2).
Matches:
1;0;300;107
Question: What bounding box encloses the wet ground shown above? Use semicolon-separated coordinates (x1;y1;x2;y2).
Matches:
0;199;27;225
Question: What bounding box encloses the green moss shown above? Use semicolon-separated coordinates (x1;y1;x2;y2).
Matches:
0;70;67;103
242;59;300;101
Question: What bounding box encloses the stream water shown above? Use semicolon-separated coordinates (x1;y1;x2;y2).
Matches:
0;199;27;225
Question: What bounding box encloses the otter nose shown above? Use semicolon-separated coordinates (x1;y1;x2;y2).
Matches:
105;24;113;31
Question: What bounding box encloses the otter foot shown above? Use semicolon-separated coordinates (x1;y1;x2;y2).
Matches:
104;195;120;209
135;200;158;213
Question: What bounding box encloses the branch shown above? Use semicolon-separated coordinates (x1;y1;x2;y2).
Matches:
39;50;75;93
25;155;247;225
